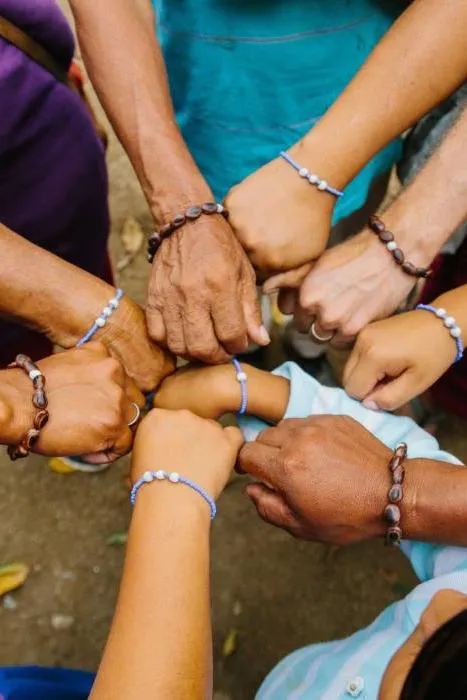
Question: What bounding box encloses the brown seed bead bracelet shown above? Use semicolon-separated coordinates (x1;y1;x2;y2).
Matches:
7;354;49;461
368;215;432;280
384;442;407;546
147;202;229;263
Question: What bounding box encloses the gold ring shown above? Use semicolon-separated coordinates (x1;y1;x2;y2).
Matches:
309;321;334;344
127;402;141;428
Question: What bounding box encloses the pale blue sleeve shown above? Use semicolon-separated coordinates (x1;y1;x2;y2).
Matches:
238;361;465;583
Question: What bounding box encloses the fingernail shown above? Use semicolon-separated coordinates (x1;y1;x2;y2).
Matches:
259;325;271;345
363;399;379;411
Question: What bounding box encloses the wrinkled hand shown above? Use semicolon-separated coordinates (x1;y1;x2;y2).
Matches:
344;309;457;411
98;295;174;393
153;364;235;419
146;216;268;363
225;154;334;274
239;415;390;545
5;342;144;463
132;409;243;499
265;228;414;341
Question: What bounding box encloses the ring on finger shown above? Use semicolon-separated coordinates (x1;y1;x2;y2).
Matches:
309;321;335;344
127;402;142;428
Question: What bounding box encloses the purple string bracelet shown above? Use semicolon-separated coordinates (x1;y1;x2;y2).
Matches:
130;470;217;519
232;358;248;415
76;288;124;347
279;151;344;198
416;304;464;363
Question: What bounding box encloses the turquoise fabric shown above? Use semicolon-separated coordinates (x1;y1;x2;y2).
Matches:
152;0;403;222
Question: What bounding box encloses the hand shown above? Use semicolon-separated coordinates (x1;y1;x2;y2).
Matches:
146;216;269;363
225;151;334;274
94;296;175;393
344;309;458;411
131;409;244;499
265;228;414;342
3;342;145;463
153;365;238;419
239;416;391;545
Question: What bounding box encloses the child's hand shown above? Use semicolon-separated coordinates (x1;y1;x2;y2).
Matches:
131;409;243;499
153;364;240;419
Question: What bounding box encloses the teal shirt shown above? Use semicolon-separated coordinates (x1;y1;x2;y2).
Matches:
153;0;403;221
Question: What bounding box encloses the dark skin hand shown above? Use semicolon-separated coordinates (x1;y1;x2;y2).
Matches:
146;216;270;363
239;415;392;546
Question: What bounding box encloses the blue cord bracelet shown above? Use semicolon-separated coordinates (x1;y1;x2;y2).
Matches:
130;470;217;519
416;304;464;363
279;151;344;198
232;357;248;415
76;288;124;347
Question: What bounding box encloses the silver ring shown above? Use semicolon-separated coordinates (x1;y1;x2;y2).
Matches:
309;321;334;344
127;402;141;427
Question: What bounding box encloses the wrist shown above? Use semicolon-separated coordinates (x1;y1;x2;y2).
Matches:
430;291;467;347
132;475;213;526
381;201;443;269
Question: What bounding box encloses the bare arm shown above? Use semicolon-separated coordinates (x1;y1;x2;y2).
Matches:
90;410;242;700
228;0;467;277
0;224;172;391
69;0;210;218
69;0;265;363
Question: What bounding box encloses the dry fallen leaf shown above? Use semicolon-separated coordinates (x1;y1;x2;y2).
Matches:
0;562;29;597
117;218;144;271
222;628;238;657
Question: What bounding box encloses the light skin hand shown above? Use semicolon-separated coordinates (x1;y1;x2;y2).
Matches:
266;229;414;342
225;153;335;274
343;309;459;412
0;342;144;463
147;216;270;363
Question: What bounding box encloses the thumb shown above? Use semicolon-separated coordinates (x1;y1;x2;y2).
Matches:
263;262;312;294
245;483;299;531
241;267;271;347
223;425;245;453
363;369;420;412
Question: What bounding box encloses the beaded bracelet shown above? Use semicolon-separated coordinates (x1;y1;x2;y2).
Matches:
147;202;229;264
279;151;344;198
384;443;407;546
416;304;464;363
130;470;217;519
76;288;124;347
7;354;49;461
368;215;432;279
232;358;248;415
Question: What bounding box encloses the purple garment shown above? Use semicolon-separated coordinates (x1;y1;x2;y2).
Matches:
0;0;109;361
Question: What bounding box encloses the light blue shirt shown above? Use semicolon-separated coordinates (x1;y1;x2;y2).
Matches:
152;0;402;221
240;363;465;699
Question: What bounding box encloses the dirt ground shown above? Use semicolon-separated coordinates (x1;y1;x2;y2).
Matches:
2;6;467;699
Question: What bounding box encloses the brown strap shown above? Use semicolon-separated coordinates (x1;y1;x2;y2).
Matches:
0;15;71;86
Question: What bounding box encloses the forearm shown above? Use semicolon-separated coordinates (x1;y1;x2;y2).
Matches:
294;0;467;190
382;109;467;266
0;224;113;347
70;0;211;221
404;458;467;546
91;485;212;700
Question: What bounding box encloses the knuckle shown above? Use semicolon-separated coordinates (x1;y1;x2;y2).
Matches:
281;451;302;480
102;357;124;382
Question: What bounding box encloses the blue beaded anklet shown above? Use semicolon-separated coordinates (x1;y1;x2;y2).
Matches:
279;151;344;198
130;470;217;519
416;304;464;363
76;288;124;347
